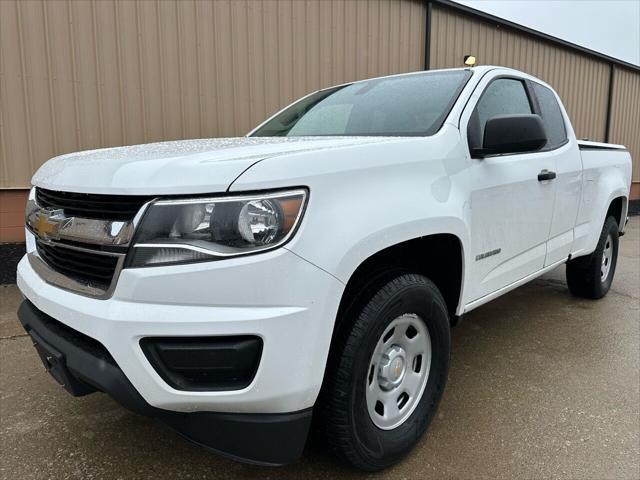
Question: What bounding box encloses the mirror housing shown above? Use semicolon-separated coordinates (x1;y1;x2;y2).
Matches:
474;114;547;157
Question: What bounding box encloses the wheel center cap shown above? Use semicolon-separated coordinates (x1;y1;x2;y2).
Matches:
378;345;407;391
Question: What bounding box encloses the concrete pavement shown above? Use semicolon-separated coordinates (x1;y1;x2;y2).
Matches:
1;218;638;479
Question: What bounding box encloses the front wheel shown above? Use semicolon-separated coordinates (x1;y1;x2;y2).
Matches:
566;216;619;299
319;274;451;471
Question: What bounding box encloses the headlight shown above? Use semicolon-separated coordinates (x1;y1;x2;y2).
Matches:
126;189;307;267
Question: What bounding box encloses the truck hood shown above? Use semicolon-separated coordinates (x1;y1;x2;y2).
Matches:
32;137;393;195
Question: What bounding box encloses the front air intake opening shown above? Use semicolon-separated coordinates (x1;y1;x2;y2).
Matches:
140;336;263;391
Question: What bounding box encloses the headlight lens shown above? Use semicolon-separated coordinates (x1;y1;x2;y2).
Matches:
126;189;307;267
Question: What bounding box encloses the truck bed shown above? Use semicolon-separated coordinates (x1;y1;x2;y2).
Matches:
577;140;627;151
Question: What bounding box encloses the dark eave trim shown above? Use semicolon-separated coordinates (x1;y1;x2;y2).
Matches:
431;0;640;73
424;0;433;70
604;63;615;142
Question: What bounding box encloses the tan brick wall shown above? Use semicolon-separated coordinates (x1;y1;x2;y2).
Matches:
0;190;28;243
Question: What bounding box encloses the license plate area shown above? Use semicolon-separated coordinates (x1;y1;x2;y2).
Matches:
29;330;94;396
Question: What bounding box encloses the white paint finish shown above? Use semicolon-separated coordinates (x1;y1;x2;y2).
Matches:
463;151;555;299
231;127;472;286
457;68;555;300
17;242;344;413
31;136;398;195
546;230;574;264
463;257;568;313
572;148;632;256
543;90;583;266
21;66;633;414
577;140;626;150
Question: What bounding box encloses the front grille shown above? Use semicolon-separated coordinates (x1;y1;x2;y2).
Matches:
36;240;119;291
36;188;153;221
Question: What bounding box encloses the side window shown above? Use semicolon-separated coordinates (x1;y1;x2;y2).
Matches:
468;78;532;151
532;82;568;149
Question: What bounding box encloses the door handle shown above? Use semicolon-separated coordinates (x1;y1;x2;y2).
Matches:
537;169;556;181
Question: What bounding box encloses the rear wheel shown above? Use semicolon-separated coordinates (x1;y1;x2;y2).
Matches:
566;216;619;299
319;273;450;471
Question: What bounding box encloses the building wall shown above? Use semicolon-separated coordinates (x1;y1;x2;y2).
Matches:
1;0;638;244
428;3;639;200
0;190;28;242
429;4;611;142
610;66;640;195
0;0;426;191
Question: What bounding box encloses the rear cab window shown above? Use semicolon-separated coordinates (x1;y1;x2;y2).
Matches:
531;82;569;150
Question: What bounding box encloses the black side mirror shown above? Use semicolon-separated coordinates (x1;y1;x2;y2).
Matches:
474;114;547;157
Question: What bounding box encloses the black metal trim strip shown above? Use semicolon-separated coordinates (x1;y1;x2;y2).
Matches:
605;63;615;142
424;0;432;70
431;0;640;73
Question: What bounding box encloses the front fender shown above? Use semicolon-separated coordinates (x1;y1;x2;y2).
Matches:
321;215;469;284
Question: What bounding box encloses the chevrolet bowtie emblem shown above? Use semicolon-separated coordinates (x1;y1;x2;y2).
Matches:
31;209;69;241
34;212;57;237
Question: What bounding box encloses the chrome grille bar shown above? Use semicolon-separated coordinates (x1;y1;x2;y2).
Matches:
26;197;135;246
25;188;155;299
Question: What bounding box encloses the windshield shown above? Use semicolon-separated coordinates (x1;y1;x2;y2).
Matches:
251;70;472;137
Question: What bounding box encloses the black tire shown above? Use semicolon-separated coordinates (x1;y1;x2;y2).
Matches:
318;273;451;471
566;216;619;299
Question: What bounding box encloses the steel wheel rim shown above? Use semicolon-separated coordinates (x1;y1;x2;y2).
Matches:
365;313;431;430
601;233;613;282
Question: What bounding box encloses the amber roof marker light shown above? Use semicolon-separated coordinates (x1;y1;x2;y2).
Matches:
464;55;477;66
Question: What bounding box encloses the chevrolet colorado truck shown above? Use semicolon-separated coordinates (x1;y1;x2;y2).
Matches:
17;66;632;470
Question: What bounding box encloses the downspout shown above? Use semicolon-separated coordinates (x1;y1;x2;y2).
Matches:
424;1;432;70
604;63;615;143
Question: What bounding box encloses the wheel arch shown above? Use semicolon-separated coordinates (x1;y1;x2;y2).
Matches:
332;232;466;338
316;232;465;425
606;195;628;232
575;182;630;258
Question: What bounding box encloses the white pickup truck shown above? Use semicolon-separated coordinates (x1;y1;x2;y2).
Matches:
17;66;631;470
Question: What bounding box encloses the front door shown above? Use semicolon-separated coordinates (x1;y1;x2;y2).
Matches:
462;75;556;302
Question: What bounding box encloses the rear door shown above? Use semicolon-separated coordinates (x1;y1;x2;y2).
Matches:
461;74;557;302
528;82;583;266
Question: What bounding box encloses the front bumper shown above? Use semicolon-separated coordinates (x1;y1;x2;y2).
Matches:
18;300;311;465
17;244;343;413
16;241;344;464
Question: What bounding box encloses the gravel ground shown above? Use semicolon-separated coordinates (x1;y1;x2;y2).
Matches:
1;218;638;479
